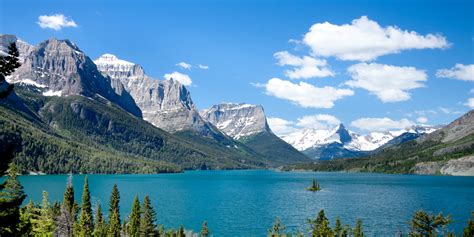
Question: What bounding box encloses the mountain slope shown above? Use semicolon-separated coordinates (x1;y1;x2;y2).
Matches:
286;110;474;175
1;85;267;173
201;103;311;164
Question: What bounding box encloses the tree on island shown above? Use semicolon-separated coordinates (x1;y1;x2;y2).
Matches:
307;179;321;192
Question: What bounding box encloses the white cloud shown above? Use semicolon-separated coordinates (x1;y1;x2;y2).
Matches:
267;117;297;135
346;63;427;102
176;62;192;70
262;78;354;108
303;16;448;61
439;107;464;115
436;64;474;81
274;51;334;79
198;64;209;70
163;71;192;86
465;98;474;109
37;14;77;31
416;116;428;123
296;114;341;129
351;117;414;132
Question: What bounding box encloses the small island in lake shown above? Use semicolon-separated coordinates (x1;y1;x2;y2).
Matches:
307;179;321;192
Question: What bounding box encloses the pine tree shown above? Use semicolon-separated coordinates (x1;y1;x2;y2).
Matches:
128;195;141;237
334;217;342;236
0;163;27;235
0;42;21;77
93;202;106;237
56;175;76;237
353;219;364;237
140;195;157;235
308;209;332;236
35;191;56;235
79;176;94;236
268;218;284;236
107;184;121;236
409;210;451;237
177;225;185;237
200;221;210;237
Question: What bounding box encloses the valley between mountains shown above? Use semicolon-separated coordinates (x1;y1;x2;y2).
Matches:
1;34;473;175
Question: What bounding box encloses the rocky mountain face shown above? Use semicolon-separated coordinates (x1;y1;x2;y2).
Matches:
200;103;271;139
94;54;217;135
281;123;438;160
201;103;311;164
0;34;35;58
2;35;142;117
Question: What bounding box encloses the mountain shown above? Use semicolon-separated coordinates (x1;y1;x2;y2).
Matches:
3;36;142;117
286;110;474;175
281;123;437;160
201;103;311;164
0;36;273;173
94;54;216;136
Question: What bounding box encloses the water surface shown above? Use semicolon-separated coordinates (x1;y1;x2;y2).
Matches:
18;170;474;236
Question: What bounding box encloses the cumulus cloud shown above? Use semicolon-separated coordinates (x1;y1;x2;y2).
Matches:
296;114;341;129
176;62;192;70
163;71;192;86
346;63;427;102
198;64;209;69
465;98;474;109
303;16;448;61
351;117;414;132
37;14;77;31
416;116;428;124
262;78;354;108
267;117;297;135
274;51;334;79
436;64;474;81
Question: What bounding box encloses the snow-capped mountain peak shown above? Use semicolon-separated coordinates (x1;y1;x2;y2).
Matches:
280;124;440;158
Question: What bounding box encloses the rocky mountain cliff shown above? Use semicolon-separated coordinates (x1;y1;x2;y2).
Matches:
2;35;142;117
200;103;271;139
201;103;311;163
94;54;218;136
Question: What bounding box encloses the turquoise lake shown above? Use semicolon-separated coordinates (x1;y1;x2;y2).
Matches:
17;170;474;236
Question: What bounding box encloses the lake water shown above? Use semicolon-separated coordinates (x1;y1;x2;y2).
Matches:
17;170;474;236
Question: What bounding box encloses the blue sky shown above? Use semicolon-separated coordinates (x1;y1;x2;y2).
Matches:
1;0;473;134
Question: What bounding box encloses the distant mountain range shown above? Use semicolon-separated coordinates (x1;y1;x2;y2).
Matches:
285;110;474;175
280;123;439;160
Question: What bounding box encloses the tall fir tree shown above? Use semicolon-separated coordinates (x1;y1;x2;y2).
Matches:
177;225;185;237
464;211;474;237
107;184;121;236
35;191;56;235
56;175;76;237
140;195;157;235
79;176;94;236
353;219;364;237
93;202;106;237
0;163;27;235
334;217;342;236
128;195;141;237
268;218;284;236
